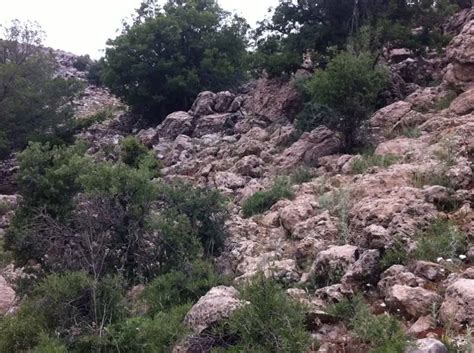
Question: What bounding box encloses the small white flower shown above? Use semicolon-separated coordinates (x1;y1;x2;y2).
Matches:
397;309;401;312
459;255;467;260
366;283;372;287
437;257;443;262
380;303;387;308
446;259;453;263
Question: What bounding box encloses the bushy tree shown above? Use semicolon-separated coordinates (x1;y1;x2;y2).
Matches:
301;51;389;150
253;0;460;76
103;0;249;122
0;20;83;157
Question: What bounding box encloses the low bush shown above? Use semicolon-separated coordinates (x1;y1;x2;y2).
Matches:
350;153;399;175
294;103;339;134
217;276;311;353
0;272;125;351
104;304;190;353
157;181;228;256
414;220;467;262
327;295;410;353
289;167;314;185
380;238;409;270
319;188;351;244
144;260;224;316
301;51;389;150
242;178;294;218
120;136;160;175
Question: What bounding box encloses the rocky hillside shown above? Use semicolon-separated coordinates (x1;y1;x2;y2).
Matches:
0;7;473;353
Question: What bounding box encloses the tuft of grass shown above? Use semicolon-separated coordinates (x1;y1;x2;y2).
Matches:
400;127;421;138
327;295;411;353
215;276;312;353
413;219;467;262
412;169;452;189
319;188;351;244
434;91;457;111
289;167;314;185
380;237;409;270
242;178;294;218
350;153;399;175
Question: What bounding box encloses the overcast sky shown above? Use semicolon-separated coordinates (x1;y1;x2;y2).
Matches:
0;0;278;58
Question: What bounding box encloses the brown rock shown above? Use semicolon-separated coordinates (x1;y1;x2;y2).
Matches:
184;286;247;334
439;279;474;329
385;284;442;318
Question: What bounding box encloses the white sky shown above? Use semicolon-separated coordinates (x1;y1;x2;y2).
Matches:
0;0;278;59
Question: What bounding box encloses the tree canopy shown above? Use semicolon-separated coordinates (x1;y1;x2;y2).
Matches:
0;20;83;159
102;0;249;122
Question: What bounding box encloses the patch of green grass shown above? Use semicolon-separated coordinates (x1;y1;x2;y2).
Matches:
380;238;409;270
413;219;467;262
400;127;421;138
215;276;312;353
434;91;457;111
350;153;399;175
327;295;411;353
412;169;452;189
242;178;294;218
319;188;351;244
289;167;314;185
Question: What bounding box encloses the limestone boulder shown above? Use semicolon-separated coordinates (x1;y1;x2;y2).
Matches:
385;284;442;318
184;286;247;334
439;279;474;329
157;111;194;140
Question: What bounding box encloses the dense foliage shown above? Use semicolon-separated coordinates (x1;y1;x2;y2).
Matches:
298;51;389;150
0;21;83;158
252;0;462;76
102;0;249;122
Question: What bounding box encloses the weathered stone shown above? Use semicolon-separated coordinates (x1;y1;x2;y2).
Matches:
450;89;474;115
190;91;216;116
136;127;159;147
213;91;235;113
407;338;448;353
385;285;442;318
157;111;194;140
184;286;247;334
0;275;15;315
278;127;342;170
439;279;474;329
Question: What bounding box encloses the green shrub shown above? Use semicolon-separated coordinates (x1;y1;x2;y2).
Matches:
400;127;421;139
302;51;389;150
120;136;160;175
350;153;399;175
414;220;467;262
434;91;457;111
157;181;228;256
103;0;249;122
327;295;410;353
147;210;202;274
72;55;92;72
295;102;340;134
380;238;409;270
412;169;452;189
144;260;224;316
242;178;294;218
0;130;10;160
15;142;88;217
0;21;84;155
319;188;351;244
219;276;311;353
31;334;67;353
0;312;44;352
289;167;314;185
106;304;190;353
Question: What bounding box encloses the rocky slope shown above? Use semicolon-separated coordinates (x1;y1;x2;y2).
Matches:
0;9;473;353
